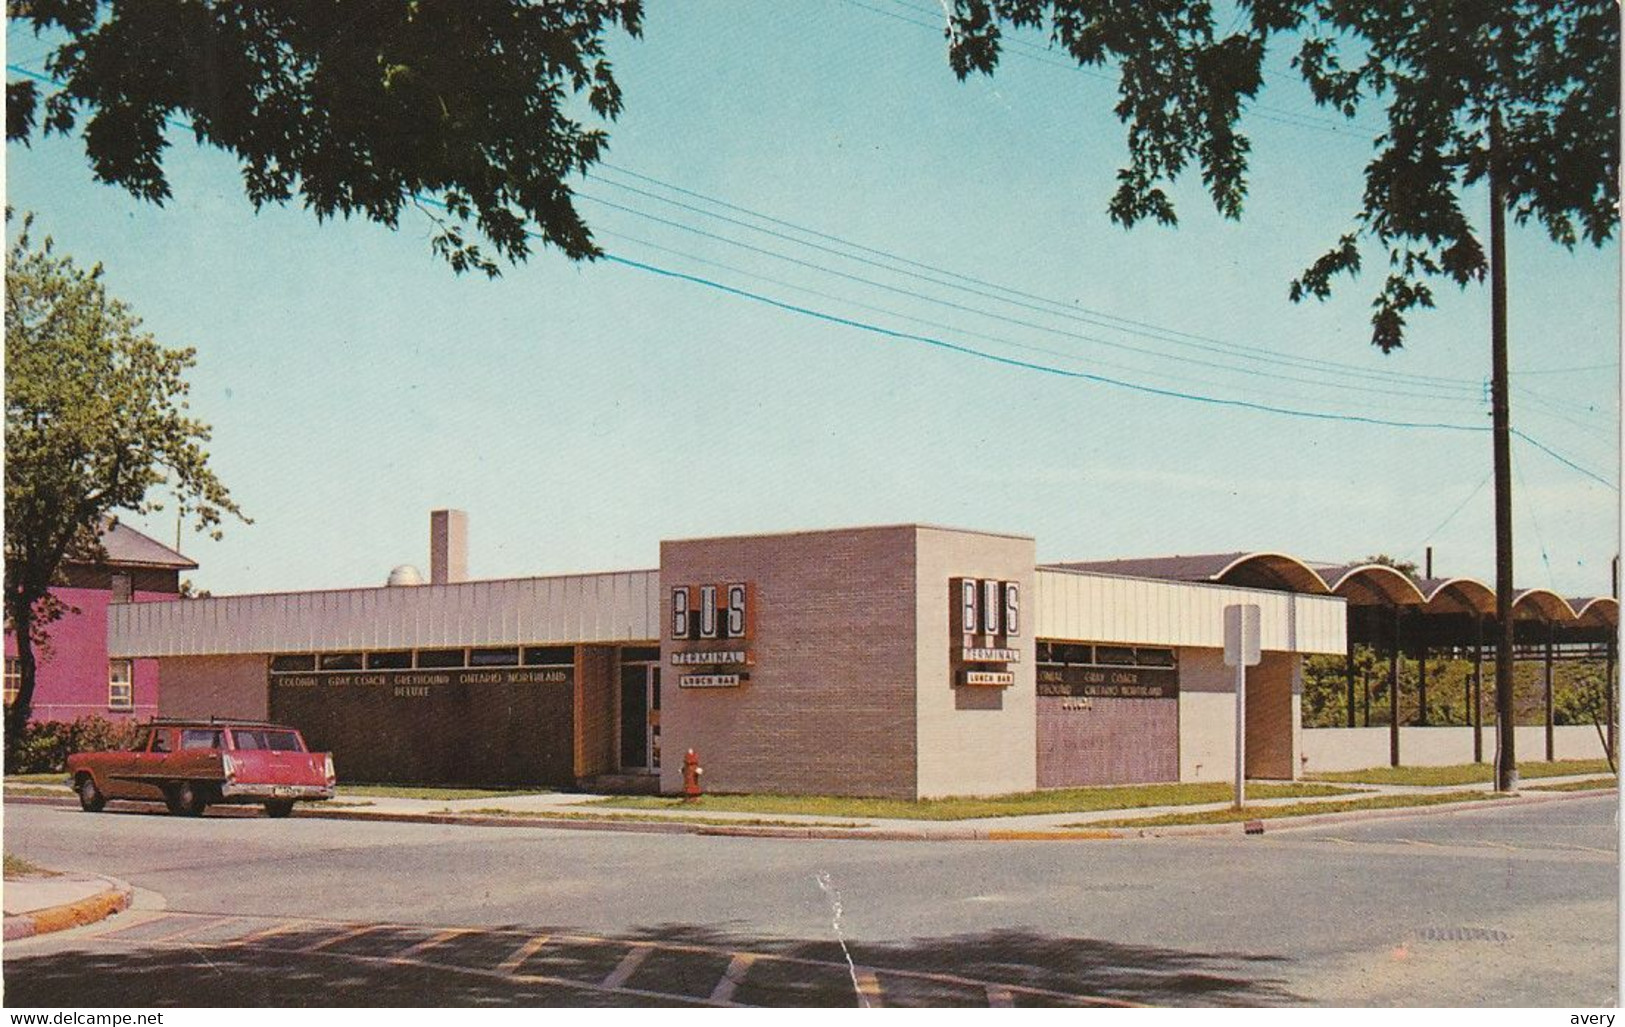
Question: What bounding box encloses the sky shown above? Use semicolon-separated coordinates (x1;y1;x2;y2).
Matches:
5;2;1620;599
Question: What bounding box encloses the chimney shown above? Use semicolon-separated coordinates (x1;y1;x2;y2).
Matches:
430;509;468;585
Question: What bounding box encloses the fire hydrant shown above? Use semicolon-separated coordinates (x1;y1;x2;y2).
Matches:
682;748;704;803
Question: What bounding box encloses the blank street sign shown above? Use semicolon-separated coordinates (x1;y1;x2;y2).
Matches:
1224;604;1261;667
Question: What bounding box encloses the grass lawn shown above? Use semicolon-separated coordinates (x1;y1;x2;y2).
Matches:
4;786;68;798
5;773;67;785
1306;759;1615;787
1524;777;1619;793
587;780;1357;821
4;853;51;878
1088;790;1503;829
336;784;557;801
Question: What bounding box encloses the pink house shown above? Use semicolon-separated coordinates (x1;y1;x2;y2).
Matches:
4;521;195;723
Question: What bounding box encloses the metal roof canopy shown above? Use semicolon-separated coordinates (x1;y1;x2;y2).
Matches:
1046;552;1618;649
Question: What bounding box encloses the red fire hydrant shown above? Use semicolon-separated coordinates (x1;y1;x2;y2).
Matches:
682;748;704;803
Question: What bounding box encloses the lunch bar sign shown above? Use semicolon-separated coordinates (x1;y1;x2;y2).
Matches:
670;582;754;688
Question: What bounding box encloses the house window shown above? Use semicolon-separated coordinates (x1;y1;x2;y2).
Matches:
110;573;133;603
108;660;134;711
3;658;18;706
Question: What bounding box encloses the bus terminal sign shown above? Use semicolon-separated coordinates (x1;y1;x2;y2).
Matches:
670;581;755;687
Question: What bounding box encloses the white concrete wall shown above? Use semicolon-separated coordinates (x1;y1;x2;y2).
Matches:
1301;725;1611;774
1179;649;1234;782
914;527;1038;799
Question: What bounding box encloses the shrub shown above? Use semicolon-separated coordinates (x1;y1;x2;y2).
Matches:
8;716;140;774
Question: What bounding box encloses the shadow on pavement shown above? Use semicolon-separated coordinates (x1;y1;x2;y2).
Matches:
4;922;1301;1007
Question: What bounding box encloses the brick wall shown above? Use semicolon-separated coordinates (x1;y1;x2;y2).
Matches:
1037;696;1178;787
7;587;173;722
659;526;919;798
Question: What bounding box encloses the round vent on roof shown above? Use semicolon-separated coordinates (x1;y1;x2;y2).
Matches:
387;564;425;587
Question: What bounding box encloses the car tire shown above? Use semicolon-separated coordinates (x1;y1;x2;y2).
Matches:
76;775;106;813
166;781;207;817
264;800;295;819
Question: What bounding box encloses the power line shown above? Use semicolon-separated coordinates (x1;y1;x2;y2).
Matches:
10;61;1611;493
10;56;1495;405
581;189;1487;412
1408;473;1491;558
1511;363;1620;375
1510;445;1557;591
590;245;1487;432
588;238;1618;490
594;162;1487;395
1511;429;1620;492
592;225;1298;396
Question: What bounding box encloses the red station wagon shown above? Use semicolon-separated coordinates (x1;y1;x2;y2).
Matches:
67;719;336;818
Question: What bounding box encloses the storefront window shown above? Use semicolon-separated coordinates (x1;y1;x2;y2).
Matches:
270;654;316;673
365;651;412;670
319;652;363;671
1095;646;1136;665
469;647;520;667
522;646;574;667
416;649;466;669
1134;647;1177;667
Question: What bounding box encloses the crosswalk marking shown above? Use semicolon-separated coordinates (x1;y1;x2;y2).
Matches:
599;946;652;990
223;921;303;947
708;953;755;1004
88;913;1137;1007
390;928;473;961
300;922;385;953
854;968;884;1008
495;934;551;974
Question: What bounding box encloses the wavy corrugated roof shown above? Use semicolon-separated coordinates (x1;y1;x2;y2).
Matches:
1043;551;1615;627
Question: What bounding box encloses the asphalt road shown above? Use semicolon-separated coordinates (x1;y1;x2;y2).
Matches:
2;795;1616;1007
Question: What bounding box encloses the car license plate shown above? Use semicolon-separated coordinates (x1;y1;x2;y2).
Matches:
273;786;296;797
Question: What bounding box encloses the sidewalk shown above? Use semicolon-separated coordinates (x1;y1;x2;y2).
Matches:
293;773;1614;839
3;871;133;941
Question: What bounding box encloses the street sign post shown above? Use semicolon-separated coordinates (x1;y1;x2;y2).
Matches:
1224;604;1262;809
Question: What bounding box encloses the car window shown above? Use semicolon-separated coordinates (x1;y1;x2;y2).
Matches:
230;729;305;752
131;727;151;752
149;730;173;754
180;729;223;750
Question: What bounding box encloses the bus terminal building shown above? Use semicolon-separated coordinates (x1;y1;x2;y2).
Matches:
107;516;1616;799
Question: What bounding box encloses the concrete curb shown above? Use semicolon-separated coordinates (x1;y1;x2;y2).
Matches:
1095;786;1619;840
3;875;134;941
5;786;1615;843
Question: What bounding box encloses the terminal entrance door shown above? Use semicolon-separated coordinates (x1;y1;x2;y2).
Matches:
618;663;660;772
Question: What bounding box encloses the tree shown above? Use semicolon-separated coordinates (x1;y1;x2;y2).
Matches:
941;2;1617;351
6;1;643;276
940;1;1618;791
4;212;246;764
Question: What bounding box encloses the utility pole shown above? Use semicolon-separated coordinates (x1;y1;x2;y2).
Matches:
1489;110;1518;793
